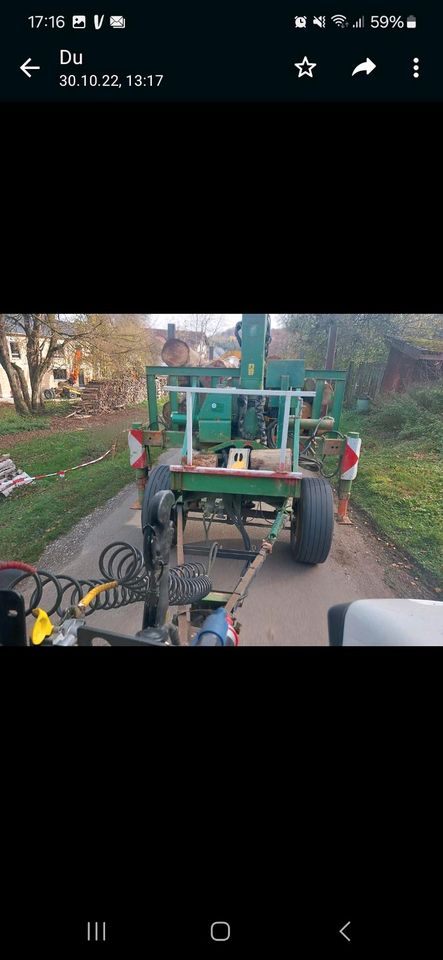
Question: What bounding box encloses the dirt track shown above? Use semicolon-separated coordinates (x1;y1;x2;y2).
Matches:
36;452;435;645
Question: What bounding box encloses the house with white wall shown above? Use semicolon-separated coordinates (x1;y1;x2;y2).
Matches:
0;318;94;400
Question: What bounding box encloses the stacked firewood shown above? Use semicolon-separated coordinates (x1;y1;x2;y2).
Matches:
81;378;147;413
156;376;168;399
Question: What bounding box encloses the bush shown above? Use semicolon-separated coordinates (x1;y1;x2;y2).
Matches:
369;394;415;433
367;386;443;453
408;383;443;416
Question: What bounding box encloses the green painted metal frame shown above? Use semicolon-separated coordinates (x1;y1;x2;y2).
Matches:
311;380;324;419
306;369;347;428
146;365;242;380
292;398;302;471
170;469;301;499
147;373;159;430
239;313;267;389
145;366;348;460
277;374;290;449
268;500;291;543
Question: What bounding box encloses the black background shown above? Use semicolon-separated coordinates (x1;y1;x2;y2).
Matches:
0;6;441;951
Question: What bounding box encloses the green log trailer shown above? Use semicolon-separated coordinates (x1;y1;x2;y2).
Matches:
129;315;360;633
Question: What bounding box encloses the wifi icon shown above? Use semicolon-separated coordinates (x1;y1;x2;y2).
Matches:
331;14;348;27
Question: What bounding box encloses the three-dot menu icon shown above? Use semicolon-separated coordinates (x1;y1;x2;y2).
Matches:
87;922;106;942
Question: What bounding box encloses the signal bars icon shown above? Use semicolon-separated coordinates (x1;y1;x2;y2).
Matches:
353;16;365;28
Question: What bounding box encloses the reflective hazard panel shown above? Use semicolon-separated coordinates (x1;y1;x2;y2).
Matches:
340;436;361;480
128;428;148;468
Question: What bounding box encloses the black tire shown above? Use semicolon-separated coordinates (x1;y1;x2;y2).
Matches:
43;389;53;400
141;464;186;546
290;477;333;564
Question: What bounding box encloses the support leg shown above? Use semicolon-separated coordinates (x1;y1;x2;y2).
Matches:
176;503;190;644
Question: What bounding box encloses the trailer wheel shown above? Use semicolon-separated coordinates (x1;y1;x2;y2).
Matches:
290;477;333;564
141;464;186;547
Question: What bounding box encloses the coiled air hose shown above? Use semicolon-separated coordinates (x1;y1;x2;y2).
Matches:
3;541;212;618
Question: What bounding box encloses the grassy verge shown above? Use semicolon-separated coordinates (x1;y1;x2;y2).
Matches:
340;384;443;585
0;400;75;436
0;421;154;563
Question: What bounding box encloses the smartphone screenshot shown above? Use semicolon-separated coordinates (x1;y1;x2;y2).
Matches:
0;4;441;102
0;3;441;956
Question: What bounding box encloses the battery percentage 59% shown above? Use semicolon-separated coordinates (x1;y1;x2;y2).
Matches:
371;15;405;28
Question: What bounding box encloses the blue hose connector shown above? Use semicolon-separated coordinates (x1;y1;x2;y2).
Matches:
192;607;228;646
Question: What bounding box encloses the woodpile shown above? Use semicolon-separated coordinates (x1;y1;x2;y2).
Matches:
0;455;33;497
81;378;147;414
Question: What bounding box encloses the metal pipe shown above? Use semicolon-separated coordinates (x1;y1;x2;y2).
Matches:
299;416;334;430
166;386;316;398
279;393;291;471
268;502;290;543
293;399;301;471
186;391;193;466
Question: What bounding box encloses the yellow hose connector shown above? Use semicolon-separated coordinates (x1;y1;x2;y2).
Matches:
31;608;53;645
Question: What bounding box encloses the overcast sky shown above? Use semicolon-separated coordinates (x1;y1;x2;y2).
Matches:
151;314;283;331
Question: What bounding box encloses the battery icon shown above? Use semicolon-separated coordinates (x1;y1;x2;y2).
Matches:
406;15;417;28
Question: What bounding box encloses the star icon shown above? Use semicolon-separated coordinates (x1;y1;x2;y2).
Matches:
294;56;317;77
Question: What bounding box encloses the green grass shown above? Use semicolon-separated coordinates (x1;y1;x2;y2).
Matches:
0;423;150;563
0;400;75;436
341;385;443;584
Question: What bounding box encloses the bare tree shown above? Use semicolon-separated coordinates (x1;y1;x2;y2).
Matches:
2;314;79;413
0;313;107;414
81;314;156;378
179;314;223;363
0;313;157;415
0;315;31;415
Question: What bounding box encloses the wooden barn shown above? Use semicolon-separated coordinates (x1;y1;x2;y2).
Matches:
380;337;443;393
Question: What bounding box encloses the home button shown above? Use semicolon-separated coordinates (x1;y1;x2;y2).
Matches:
211;922;231;942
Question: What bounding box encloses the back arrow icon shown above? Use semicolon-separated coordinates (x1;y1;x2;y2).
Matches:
20;58;41;78
352;58;376;76
339;921;351;942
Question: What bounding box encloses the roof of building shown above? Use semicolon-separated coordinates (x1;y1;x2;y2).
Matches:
4;315;76;338
386;336;443;360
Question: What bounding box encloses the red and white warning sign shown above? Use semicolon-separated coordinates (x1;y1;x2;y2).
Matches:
128;428;148;469
340;435;361;480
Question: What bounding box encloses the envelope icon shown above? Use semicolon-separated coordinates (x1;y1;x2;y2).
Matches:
110;15;125;28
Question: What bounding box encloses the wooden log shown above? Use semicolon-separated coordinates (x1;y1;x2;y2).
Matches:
190;452;218;467
250;448;292;471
